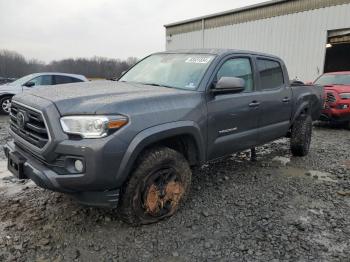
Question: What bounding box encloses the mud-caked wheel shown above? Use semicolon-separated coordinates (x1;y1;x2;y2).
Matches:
118;147;192;225
290;114;312;157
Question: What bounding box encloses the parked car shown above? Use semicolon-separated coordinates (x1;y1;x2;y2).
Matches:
4;49;323;225
0;72;88;114
314;72;350;128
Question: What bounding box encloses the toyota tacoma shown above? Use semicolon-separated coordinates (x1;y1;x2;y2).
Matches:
4;49;323;225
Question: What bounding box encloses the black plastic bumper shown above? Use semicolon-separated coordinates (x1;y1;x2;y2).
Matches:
4;141;120;208
320;113;350;122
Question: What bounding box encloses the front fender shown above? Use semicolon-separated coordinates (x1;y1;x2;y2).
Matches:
115;121;205;187
0;92;15;98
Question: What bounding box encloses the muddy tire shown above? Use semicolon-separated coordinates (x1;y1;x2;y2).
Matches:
0;96;12;115
118;147;192;226
290;114;312;157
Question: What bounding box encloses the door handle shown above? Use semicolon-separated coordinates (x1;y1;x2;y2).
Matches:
249;101;260;107
282;97;290;103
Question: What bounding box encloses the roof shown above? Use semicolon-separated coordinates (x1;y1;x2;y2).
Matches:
159;48;280;58
28;72;87;80
165;0;350;36
164;0;286;27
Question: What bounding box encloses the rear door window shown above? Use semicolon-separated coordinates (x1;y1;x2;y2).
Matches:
257;59;284;90
54;75;83;85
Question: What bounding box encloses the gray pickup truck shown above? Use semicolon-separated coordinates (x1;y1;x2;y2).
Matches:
4;49;323;225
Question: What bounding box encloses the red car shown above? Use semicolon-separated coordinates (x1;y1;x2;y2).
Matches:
314;72;350;128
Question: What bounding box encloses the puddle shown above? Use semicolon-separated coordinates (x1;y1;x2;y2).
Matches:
276;166;338;183
271;156;291;166
306;170;338;183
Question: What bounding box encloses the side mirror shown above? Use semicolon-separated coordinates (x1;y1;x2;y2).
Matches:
24;81;35;87
212;77;245;95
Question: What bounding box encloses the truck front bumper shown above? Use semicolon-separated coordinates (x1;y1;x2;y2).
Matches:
4;141;120;208
320;106;350;122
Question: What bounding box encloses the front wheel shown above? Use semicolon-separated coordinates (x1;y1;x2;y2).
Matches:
118;147;192;225
0;96;12;114
290;114;312;157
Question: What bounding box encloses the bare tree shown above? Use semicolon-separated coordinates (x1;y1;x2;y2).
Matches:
0;49;138;79
126;57;139;66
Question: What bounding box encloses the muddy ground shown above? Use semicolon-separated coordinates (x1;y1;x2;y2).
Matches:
0;115;349;262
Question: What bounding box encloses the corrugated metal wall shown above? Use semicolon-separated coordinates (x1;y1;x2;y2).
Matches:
166;0;350;36
166;3;350;81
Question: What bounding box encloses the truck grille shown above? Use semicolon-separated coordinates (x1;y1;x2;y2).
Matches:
9;102;49;149
326;92;336;103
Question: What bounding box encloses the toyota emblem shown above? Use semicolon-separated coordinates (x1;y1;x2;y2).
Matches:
17;112;26;129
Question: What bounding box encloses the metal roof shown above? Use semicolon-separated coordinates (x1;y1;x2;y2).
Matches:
164;0;286;27
165;0;350;36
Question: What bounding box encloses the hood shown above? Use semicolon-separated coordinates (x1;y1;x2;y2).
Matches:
324;85;350;94
0;83;21;92
17;80;198;115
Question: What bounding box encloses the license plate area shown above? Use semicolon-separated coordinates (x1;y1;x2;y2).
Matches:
8;151;26;179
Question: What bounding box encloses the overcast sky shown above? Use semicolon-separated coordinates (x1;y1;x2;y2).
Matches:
0;0;264;63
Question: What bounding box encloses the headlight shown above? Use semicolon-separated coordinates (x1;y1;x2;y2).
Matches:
339;93;350;100
60;115;128;138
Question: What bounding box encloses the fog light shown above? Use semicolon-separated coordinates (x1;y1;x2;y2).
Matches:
74;160;84;172
337;104;349;109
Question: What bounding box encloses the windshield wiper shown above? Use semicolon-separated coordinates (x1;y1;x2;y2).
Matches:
142;82;174;89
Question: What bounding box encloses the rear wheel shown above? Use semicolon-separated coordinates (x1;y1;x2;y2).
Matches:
290;114;312;157
0;96;12;115
118;147;192;225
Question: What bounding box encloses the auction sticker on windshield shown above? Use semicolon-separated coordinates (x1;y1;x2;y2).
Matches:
185;57;212;64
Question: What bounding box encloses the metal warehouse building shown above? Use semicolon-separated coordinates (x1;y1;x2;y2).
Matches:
164;0;350;81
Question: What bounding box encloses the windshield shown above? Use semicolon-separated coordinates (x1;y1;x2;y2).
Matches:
119;53;215;90
7;74;36;86
315;74;350;86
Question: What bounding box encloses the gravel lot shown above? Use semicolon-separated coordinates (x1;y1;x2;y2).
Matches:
0;115;349;262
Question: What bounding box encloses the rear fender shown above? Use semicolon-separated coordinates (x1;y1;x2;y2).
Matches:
291;101;309;125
